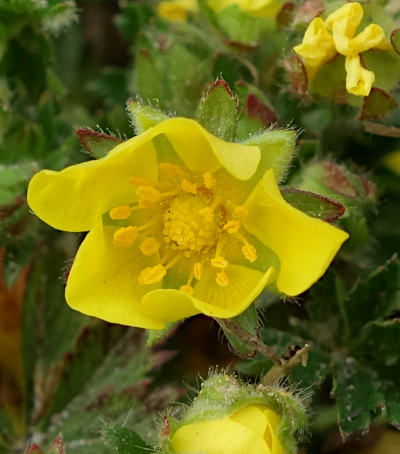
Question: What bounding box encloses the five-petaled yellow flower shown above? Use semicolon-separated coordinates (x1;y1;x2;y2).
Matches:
170;404;284;454
27;118;348;329
294;2;392;96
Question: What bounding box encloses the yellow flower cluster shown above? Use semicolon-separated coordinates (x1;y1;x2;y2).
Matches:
170;404;284;454
294;2;392;96
28;118;348;329
157;0;281;22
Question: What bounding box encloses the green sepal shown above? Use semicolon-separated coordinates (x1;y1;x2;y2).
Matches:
195;79;238;141
281;187;345;222
76;128;122;159
127;99;169;135
146;322;180;347
360;87;398;121
103;425;151;453
242;129;297;185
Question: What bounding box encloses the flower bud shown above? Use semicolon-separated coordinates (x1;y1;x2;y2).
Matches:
159;373;308;454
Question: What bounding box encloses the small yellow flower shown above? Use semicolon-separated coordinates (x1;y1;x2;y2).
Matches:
170;404;284;454
383;151;400;175
27;118;348;329
208;0;282;19
294;2;392;96
157;0;198;22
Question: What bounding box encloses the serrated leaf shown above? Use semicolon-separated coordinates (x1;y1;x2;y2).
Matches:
344;255;399;335
333;360;384;437
353;319;400;366
282;188;345;222
76;128;122;159
196;79;238;141
381;382;400;429
103;425;151;453
126;100;168;135
242;129;297;185
360;88;398;121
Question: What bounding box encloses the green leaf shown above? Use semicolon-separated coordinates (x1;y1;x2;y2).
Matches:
0;163;37;206
360;88;398;121
289;350;330;388
363;50;400;93
103;425;151;453
344;255;400;336
333;360;385;437
391;29;400;56
195;79;238;141
76;128;122;159
242;129;297;185
353;320;400;366
126;100;169;135
282;188;345;222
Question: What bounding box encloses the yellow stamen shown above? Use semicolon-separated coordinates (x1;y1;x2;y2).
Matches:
113;226;138;247
181;179;198;195
203;172;215;189
109;205;132;220
193;262;203;280
211;256;229;269
137;186;161;203
137;218;158;232
159;162;183;176
129;176;149;186
138;264;166;285
223;219;241;234
139;237;160;256
179;284;193;296
216;270;229;287
234;205;248;217
241;243;257;263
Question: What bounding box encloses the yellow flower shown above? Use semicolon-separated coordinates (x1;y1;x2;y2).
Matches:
209;0;282;19
383;151;400;175
157;0;198;22
294;2;392;96
27;118;348;329
170;404;284;454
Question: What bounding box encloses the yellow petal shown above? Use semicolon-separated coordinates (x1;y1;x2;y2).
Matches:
170;417;269;454
158;0;198;22
27;138;158;232
243;169;349;296
141;289;199;323
192;264;275;318
65;219;165;329
260;408;284;454
230;405;269;436
293;18;336;78
28;118;260;232
325;2;363;38
383;151;400;175
345;55;375;96
348;24;387;55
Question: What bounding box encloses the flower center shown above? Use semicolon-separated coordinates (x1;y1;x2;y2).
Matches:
163;194;219;253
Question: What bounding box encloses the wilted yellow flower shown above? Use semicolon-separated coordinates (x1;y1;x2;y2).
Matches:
158;0;198;22
170;404;284;454
27;118;348;329
294;2;392;96
209;0;281;19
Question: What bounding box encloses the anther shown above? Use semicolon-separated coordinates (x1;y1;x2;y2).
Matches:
211;256;229;269
113;226;138;247
109;205;132;220
138;264;166;285
203;172;215;189
223;220;241;234
129;176;149;186
137;186;161;203
179;285;194;295
216;270;229;287
139;237;160;256
181;179;198;195
234;205;248;217
241;243;257;263
193;262;203;280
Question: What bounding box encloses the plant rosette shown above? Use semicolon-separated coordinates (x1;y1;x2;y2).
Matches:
27;117;348;329
159;374;308;454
